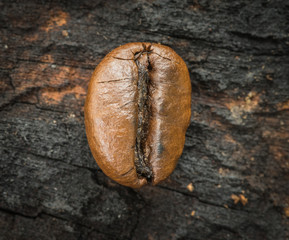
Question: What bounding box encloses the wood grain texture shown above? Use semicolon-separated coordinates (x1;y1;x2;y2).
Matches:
0;0;289;239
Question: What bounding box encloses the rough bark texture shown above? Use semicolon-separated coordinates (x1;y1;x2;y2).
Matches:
0;0;289;239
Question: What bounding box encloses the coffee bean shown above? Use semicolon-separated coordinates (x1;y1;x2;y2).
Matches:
85;42;191;188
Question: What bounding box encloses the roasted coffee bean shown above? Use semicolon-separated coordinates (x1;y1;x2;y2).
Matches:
85;42;191;188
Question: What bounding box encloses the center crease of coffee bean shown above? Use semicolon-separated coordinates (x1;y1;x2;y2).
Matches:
134;44;153;181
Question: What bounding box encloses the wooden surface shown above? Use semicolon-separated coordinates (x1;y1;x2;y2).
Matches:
0;0;289;239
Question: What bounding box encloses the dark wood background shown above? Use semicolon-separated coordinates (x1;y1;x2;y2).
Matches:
0;0;289;239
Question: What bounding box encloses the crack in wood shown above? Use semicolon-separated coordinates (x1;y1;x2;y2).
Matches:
0;207;116;237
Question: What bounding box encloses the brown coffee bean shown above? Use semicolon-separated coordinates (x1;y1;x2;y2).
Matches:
85;42;191;188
